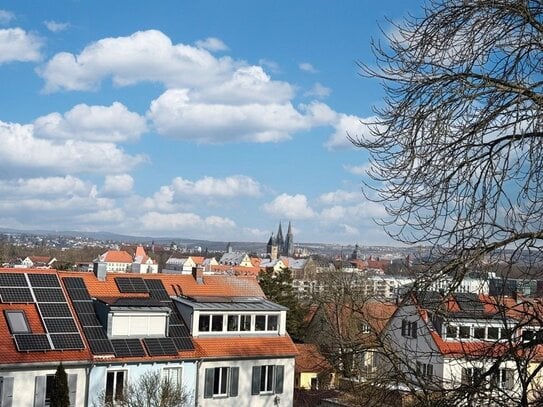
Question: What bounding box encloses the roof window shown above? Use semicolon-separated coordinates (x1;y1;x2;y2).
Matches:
5;310;31;334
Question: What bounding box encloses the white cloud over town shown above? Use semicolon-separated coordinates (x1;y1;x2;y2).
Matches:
0;28;42;63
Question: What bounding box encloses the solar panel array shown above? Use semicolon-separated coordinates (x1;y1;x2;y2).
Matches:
115;277;149;293
111;339;146;357
63;277;114;355
143;337;178;356
0;273;86;352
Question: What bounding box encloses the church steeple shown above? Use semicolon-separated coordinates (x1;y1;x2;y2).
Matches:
276;222;284;249
285;221;293;257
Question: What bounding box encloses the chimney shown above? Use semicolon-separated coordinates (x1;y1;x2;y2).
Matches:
93;262;107;282
192;266;204;284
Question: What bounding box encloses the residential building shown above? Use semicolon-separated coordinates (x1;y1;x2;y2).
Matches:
294;343;334;390
93;250;133;273
131;245;158;274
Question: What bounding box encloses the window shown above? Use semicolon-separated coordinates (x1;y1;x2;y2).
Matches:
45;375;55;406
240;315;251;331
255;315;279;332
227;315;239;331
474;327;485;339
199;315;210;332
105;371;126;403
5;310;30;334
459;325;471;339
255;315;266;331
251;365;284;395
211;315;223;332
487;327;500;340
203;367;239;398
401;319;417;338
163;367;182;387
462;367;482;385
493;368;514;390
446;325;458;339
416;362;433;379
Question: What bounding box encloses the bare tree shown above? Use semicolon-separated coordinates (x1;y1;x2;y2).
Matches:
94;370;190;407
355;0;543;283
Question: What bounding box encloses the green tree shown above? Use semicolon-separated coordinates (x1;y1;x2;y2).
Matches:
51;363;70;407
258;267;306;340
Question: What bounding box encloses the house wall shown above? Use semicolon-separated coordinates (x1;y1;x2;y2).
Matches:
88;361;197;407
298;372;318;390
197;357;295;407
0;365;87;407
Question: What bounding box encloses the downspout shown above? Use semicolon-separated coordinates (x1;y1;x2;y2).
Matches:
194;359;201;407
85;361;95;407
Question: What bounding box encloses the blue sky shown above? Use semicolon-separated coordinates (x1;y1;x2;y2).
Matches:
0;0;417;245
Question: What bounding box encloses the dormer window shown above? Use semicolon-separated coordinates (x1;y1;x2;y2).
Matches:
5;310;30;334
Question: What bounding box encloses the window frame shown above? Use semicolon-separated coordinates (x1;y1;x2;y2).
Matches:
4;310;31;334
105;370;127;403
162;366;183;388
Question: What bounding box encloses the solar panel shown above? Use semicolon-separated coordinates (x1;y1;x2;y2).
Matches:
43;318;78;333
0;273;28;287
78;313;102;327
38;303;72;318
66;288;92;301
168;324;195;350
115;277;149;293
83;327;109;340
142;337;178;356
14;334;51;351
62;277;86;289
172;336;195;351
73;301;95;314
145;279;171;301
50;334;85;350
33;288;66;303
111;338;146;357
0;287;33;303
87;338;114;354
28;274;60;288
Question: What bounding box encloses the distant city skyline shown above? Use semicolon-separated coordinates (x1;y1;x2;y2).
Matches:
0;0;418;244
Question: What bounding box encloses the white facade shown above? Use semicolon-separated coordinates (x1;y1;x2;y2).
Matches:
197;358;294;407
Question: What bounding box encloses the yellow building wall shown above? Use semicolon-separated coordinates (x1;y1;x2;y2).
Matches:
299;372;318;390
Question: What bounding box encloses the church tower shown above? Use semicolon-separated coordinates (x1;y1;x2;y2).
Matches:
267;233;278;260
276;222;284;254
284;221;294;257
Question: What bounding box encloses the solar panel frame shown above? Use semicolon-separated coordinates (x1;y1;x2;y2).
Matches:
115;277;149;293
14;334;51;351
78;313;102;327
87;338;114;355
65;288;92;301
28;274;61;288
62;277;86;289
83;327;109;340
72;301;95;314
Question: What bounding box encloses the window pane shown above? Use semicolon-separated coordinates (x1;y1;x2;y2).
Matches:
241;315;251;331
260;365;267;391
199;315;210;332
474;327;485;339
446;325;457;338
488;327;499;340
106;372;114;401
213;368;220;394
211;315;224;332
220;367;228;394
227;315;239;331
459;326;470;339
255;315;266;331
268;315;278;331
45;375;55;404
115;371;124;400
266;365;274;391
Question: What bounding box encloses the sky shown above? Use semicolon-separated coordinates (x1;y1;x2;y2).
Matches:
0;0;418;245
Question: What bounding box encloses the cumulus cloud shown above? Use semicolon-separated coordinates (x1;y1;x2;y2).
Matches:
195;37;228;51
39;29;238;92
102;174;134;196
344;163;372;176
44;20;70;33
140;211;236;232
0;10;14;25
324;114;368;149
263;193;316;219
0;120;146;176
34;102;147;142
320;201;386;222
319;189;360;205
148;88;313;143
305;82;331;99
0;28;42;63
0;176;92;197
258;59;280;74
172;175;261;197
299;62;317;73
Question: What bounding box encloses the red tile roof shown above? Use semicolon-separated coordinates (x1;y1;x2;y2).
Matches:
101;250;133;263
295;344;332;373
194;336;298;359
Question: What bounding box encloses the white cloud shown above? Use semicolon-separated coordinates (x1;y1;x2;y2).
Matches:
102;174;134;196
305;82;331;99
0;176;92;197
263;193;316;219
39;29;237;92
325;114;368;150
143;186;176;212
320;202;386;222
172;175;261;197
34;102;147;142
140;211;236;232
44;20;69;33
0;120;146;175
0;28;42;63
195;37;228;51
148;88;313;143
299;62;317;73
0;10;15;25
344;163;372;176
319;189;360;205
258;59;280;74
